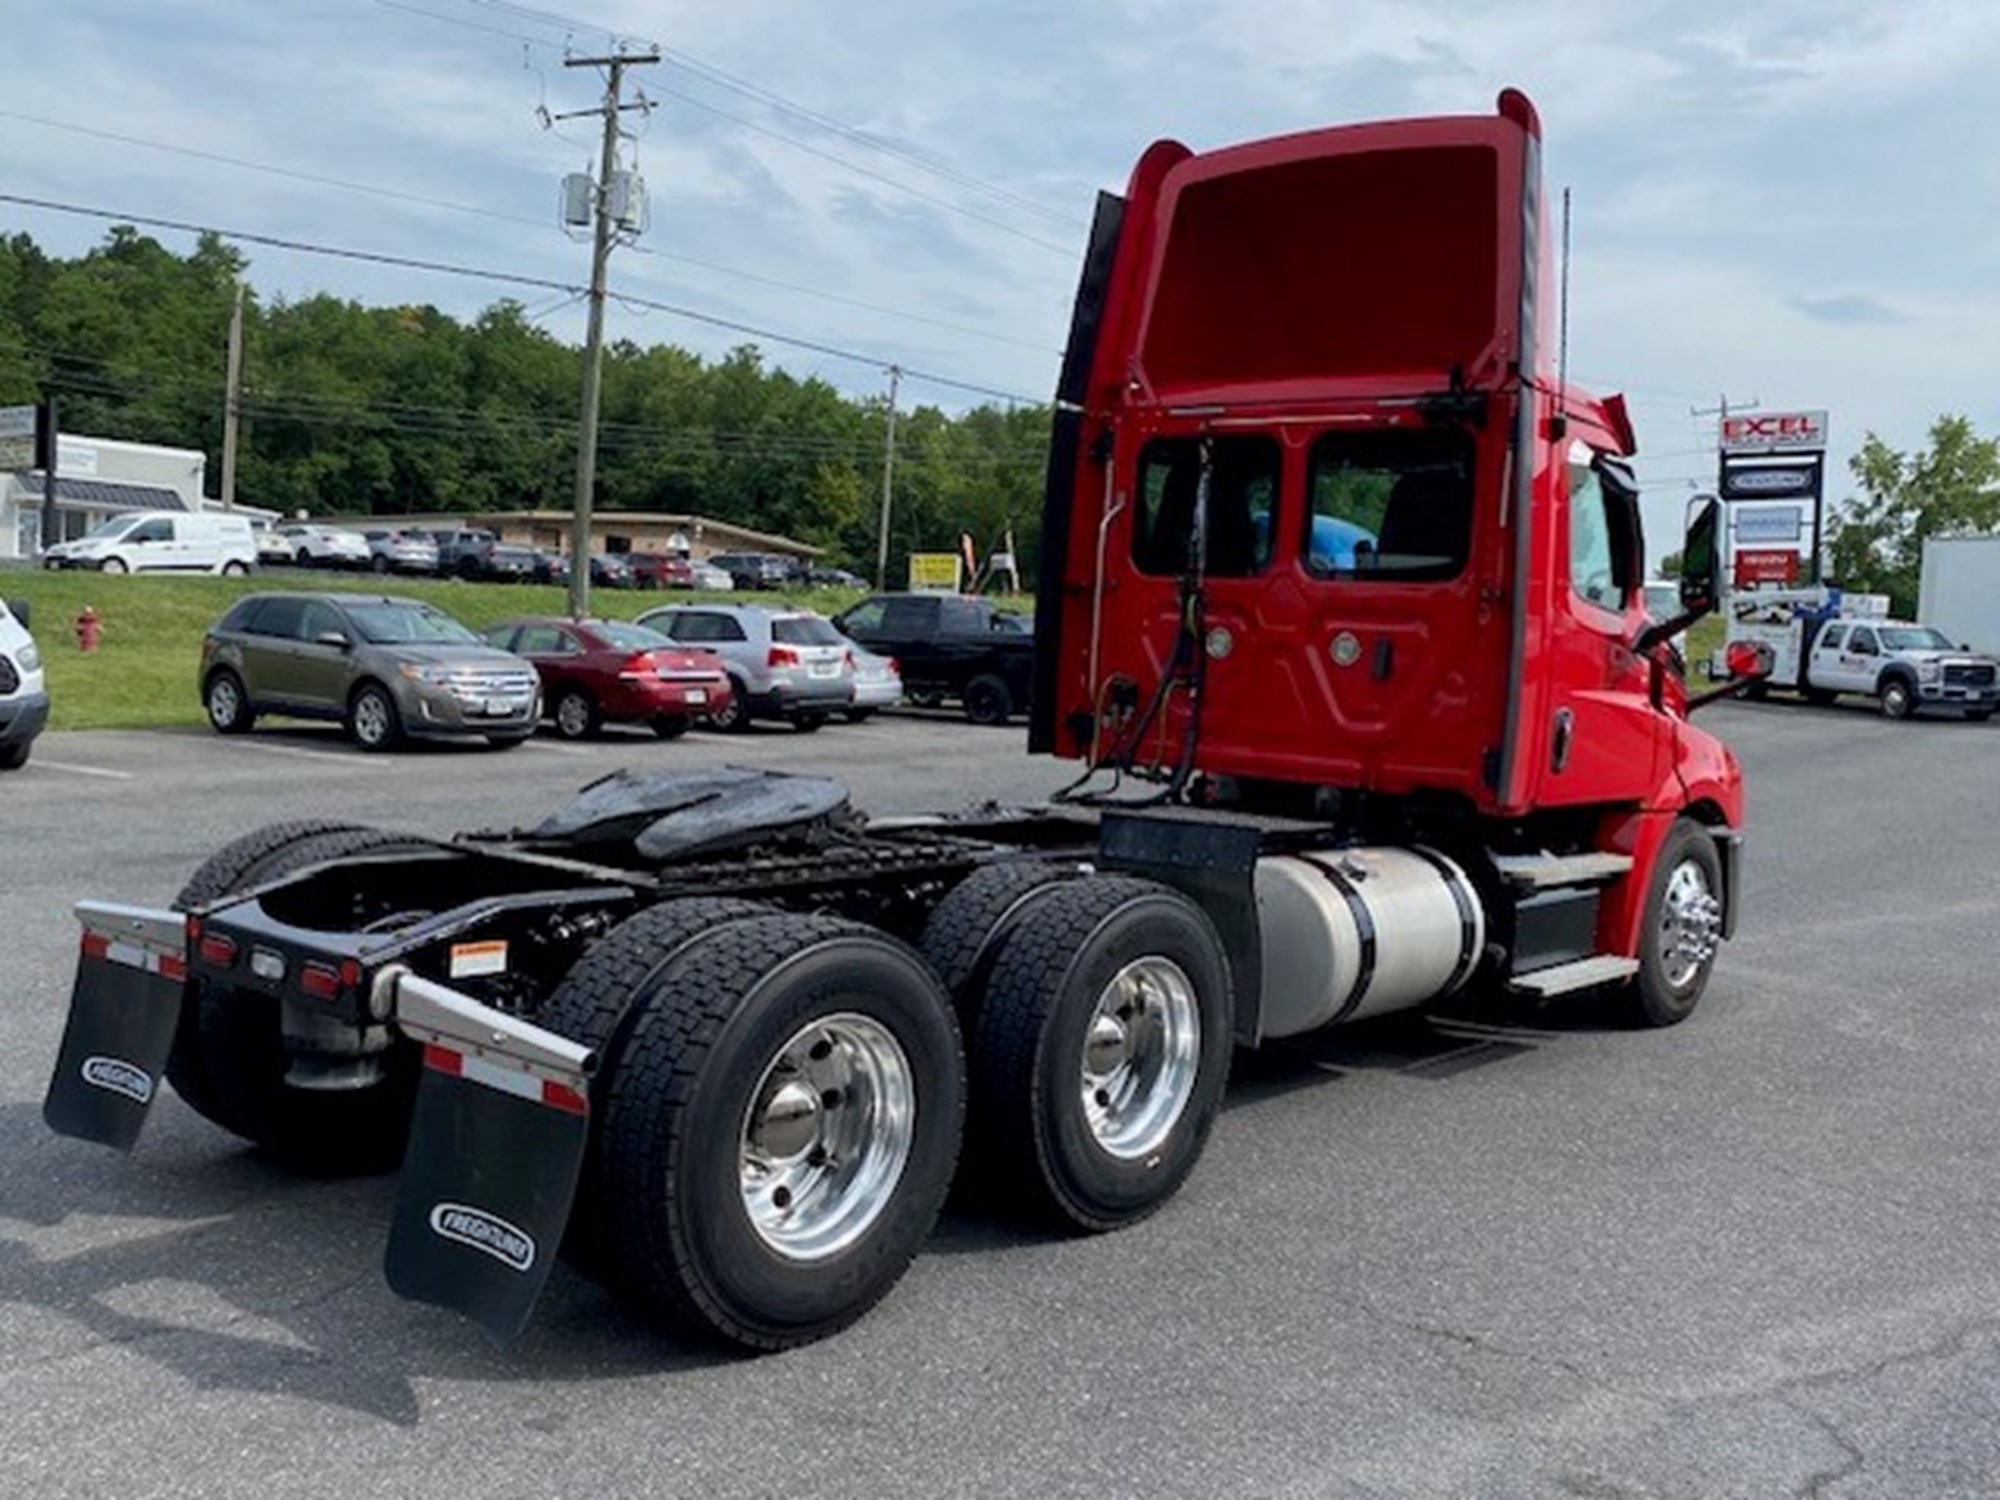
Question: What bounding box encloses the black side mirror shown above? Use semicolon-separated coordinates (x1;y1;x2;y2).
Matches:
6;599;28;631
1680;497;1721;616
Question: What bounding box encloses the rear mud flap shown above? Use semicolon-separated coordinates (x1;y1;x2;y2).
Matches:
43;904;187;1151
381;971;595;1343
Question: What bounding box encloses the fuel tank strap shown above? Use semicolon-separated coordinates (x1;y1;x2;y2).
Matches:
1293;855;1376;1023
1405;846;1482;996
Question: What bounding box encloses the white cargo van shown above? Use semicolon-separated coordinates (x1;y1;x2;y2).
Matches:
0;596;47;770
44;511;257;575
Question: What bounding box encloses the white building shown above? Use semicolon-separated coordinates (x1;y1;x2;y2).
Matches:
2;434;216;559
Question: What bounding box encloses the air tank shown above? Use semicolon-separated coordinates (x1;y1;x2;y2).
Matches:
1253;845;1484;1039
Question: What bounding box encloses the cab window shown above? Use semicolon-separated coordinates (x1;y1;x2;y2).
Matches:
1849;627;1879;656
1566;449;1642;612
1304;428;1473;581
1132;436;1278;578
1818;625;1847;651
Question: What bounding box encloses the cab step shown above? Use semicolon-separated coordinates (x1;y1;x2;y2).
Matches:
1491;852;1634;891
1508;954;1640;997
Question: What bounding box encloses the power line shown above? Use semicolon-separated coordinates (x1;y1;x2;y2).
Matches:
0;193;1048;404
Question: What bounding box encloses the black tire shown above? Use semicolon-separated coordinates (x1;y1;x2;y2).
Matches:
1879;675;1915;720
534;898;775;1282
346;681;404;751
222;560;250;578
791;710;827;733
709;676;751;732
203;669;256;735
101;557;129;575
177;826;430;1169
1741;680;1768;701
843;708;876;724
918;859;1083;1014
1626;819;1725;1028
371;554;391;574
651;715;691;740
597;913;964;1350
969;877;1233;1232
963;674;1013;726
552;685;601;741
0;741;28;770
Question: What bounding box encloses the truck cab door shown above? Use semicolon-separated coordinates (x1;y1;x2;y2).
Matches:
1843;625;1883;693
1529;444;1665;807
1810;623;1849;691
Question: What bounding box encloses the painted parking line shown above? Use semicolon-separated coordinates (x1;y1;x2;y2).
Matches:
225;740;389;769
29;760;137;781
516;739;590;756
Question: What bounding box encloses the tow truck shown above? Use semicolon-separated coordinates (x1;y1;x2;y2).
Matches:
43;89;1752;1352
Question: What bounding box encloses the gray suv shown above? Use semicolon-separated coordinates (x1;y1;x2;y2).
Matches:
634;603;853;731
199;593;541;750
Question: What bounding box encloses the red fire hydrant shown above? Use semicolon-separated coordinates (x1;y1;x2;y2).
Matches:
76;606;101;653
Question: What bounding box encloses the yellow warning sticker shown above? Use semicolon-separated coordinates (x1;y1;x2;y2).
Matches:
448;939;508;978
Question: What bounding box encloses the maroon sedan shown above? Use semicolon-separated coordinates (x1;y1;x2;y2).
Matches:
483;617;732;739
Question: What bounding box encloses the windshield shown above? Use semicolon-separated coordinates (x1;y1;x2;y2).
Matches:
81;516;139;541
598;621;671;651
772;615;844;646
345;602;480;645
1880;626;1955;652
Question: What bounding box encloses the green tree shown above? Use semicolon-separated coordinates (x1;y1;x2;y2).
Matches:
1827;416;2000;613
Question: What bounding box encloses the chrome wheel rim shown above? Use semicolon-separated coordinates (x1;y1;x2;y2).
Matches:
739;1012;914;1262
555;692;592;737
1660;859;1722;990
208;677;240;728
1080;956;1201;1160
353;692;391;746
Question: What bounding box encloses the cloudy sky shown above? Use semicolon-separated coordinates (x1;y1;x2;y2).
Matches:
5;0;1997;558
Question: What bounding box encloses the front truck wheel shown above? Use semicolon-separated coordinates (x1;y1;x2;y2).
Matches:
596;913;964;1350
175;826;433;1170
1628;819;1726;1027
970;877;1233;1232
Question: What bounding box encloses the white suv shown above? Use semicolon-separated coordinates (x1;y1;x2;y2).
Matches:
0;596;49;770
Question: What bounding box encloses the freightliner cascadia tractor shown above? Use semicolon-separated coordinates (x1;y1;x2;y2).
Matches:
43;90;1751;1351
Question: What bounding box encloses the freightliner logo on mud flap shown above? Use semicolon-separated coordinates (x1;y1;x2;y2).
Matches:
428;1202;536;1272
81;1056;154;1104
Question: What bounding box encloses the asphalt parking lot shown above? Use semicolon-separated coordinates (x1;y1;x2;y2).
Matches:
3;700;1999;1499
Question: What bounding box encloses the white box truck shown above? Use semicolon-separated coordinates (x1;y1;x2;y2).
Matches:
1920;535;2000;655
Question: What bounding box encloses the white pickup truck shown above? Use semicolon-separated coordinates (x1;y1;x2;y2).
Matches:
1728;606;2000;719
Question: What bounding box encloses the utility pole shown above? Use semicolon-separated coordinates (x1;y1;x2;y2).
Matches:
558;48;657;619
220;282;245;511
874;364;901;592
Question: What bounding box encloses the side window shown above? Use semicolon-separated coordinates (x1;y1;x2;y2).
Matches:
129;518;173;544
881;598;935;634
713;614;748;643
483;625;519;651
1304;428;1473;581
1567;461;1617;610
299;601;347;642
1849;627;1879;656
1818;625;1846;652
939;598;986;633
659;613;703;642
840;600;888;633
516;625;572;655
1132;436;1279;578
249;597;304;639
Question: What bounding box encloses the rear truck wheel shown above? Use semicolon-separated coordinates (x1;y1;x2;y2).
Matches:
963;674;1013;727
918;859;1083;1013
1879;676;1915;720
552;686;601;740
969;877;1232;1232
1803;687;1838;707
180;826;432;1170
650;714;691;739
347;682;404;751
534;898;775;1283
709;676;751;733
203;669;255;735
596;913;964;1350
1627;819;1725;1028
791;710;827;733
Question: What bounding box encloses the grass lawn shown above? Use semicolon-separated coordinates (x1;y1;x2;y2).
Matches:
0;567;871;731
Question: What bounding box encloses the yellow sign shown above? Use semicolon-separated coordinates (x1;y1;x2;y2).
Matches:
906;553;963;594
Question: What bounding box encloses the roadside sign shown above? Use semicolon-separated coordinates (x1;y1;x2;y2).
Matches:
0;405;34;470
907;552;963;594
1733;506;1804;544
1719;409;1828;454
1720;462;1818;501
1734;549;1800;587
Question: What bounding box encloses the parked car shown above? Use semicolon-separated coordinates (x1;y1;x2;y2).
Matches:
689;560;735;591
44;510;258;575
623;553;681;590
363;528;442;575
588;553;636;590
0;596;47;771
844;641;903;723
633;603;854;731
198;592;540;751
809;565;868;589
707;551;796;590
253;527;296;567
483;616;732;740
833;592;1035;724
426;528;538;582
274;522;372;571
531;548;570;585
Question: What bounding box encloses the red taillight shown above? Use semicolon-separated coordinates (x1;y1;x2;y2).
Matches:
768;646;801;668
843;649;856;670
198;931;239;968
886;657;899;675
617;651;654;681
298;962;344;1001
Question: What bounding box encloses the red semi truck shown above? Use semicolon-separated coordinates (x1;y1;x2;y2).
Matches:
43;90;1749;1351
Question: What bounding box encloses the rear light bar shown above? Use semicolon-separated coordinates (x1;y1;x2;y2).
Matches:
197;931;240;969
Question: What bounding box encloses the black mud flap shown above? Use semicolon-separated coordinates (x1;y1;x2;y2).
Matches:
43;903;188;1151
381;970;595;1343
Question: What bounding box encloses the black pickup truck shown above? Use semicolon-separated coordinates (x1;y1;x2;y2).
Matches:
834;593;1034;724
